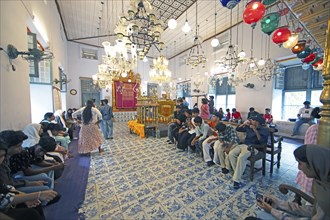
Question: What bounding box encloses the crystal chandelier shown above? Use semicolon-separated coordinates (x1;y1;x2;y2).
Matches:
217;10;245;73
149;54;171;85
185;1;207;69
102;39;137;79
92;65;114;89
114;0;165;59
258;37;276;82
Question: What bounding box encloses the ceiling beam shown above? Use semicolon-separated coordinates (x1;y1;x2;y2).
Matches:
300;8;330;22
54;0;68;41
306;20;328;30
292;0;321;13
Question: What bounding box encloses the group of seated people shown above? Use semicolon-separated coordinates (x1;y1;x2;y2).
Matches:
167;104;329;219
167;104;270;189
0;110;76;220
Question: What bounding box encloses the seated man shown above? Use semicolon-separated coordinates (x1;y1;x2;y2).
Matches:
213;122;240;169
247;107;259;119
263;108;273;124
231;108;242;123
202;112;223;166
219;115;269;189
292;101;315;136
191;116;211;156
167;105;184;144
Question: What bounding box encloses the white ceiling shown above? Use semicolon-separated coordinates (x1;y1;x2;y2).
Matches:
56;0;244;59
56;0;329;59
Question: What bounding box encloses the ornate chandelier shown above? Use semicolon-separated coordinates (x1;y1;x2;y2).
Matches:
114;0;165;59
102;39;137;78
184;1;207;69
92;65;114;89
149;54;171;85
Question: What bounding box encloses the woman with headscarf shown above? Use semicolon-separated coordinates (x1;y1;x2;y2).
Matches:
72;100;103;155
254;144;330;220
22;124;42;148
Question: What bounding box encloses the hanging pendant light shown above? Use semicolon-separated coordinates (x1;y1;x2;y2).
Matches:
243;0;266;27
312;58;323;67
261;12;280;35
211;2;219;47
297;46;311;58
302;53;316;63
272;26;291;44
292;40;306;54
168;18;177;29
220;0;241;9
262;0;276;5
283;33;299;49
182;11;191;33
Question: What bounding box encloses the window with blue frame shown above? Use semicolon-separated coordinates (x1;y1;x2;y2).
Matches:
282;66;323;119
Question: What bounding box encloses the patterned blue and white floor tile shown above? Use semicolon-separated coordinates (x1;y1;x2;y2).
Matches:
79;123;299;220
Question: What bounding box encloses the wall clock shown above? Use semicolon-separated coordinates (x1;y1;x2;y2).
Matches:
70;89;77;95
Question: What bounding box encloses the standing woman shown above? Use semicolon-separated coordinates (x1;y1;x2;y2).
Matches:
200;98;210;120
72;100;103;155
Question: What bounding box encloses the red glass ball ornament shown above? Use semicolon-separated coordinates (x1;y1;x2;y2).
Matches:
302;53;316;63
272;26;291;44
243;0;266;25
312;58;323;67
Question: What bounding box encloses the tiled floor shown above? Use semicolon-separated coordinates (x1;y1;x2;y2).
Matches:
78;123;303;220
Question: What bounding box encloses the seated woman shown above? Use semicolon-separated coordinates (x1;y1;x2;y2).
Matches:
22;124;42;148
252;144;330;219
44;123;70;151
1;131;64;190
0;140;59;220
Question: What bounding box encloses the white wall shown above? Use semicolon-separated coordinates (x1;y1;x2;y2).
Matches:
66;42;152;109
0;1;67;130
169;22;293;116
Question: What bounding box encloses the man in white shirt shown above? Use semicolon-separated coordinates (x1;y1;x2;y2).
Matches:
191;116;211;157
292;101;315;136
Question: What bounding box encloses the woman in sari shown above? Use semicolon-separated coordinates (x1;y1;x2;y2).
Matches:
72;100;103;155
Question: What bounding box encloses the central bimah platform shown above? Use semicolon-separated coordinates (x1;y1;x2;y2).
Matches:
128;96;176;138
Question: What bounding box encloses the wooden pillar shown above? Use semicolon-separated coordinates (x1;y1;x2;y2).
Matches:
318;19;330;147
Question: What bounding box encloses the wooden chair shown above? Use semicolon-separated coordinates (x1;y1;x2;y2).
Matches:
279;184;314;206
266;128;284;175
248;143;267;181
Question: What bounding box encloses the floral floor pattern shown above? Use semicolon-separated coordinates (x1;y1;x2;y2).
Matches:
78;123;300;220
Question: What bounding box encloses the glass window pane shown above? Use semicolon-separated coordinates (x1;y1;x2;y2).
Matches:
227;95;236;110
216;95;226;111
311;90;322;107
283;91;306;119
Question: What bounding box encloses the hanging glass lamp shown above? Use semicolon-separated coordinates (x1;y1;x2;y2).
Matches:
220;0;241;9
283;33;299;49
261;12;280;35
243;0;266;26
291;40;306;54
302;53;316;63
272;26;291;44
262;0;276;5
297;46;311;58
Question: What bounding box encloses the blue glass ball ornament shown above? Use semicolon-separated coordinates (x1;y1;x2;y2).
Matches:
220;0;241;9
297;47;311;59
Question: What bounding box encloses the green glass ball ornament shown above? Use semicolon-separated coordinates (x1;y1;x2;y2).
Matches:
261;12;280;35
262;0;276;5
